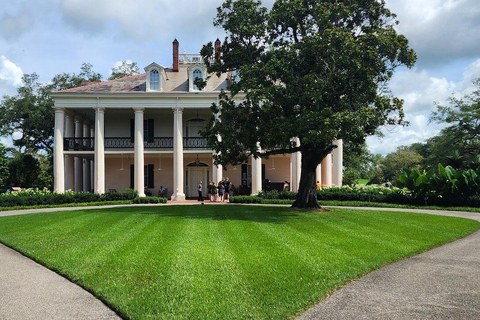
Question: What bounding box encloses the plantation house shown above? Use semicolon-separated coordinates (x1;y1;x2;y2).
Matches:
52;39;343;199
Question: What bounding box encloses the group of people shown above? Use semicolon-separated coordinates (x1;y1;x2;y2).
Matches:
197;177;234;202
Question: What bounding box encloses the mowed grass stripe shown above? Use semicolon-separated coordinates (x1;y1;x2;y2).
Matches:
0;205;478;320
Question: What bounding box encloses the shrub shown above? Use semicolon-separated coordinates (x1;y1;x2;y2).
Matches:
132;197;167;204
0;189;140;208
230;196;262;203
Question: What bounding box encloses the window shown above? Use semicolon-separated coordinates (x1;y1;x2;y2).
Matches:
150;69;160;91
130;119;154;143
130;164;154;189
192;69;202;91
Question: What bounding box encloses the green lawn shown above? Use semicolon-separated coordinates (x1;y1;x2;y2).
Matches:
0;205;478;319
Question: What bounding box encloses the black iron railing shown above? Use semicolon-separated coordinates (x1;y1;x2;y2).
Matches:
183;137;208;148
64;138;94;151
105;137;134;149
64;137;209;150
145;137;174;149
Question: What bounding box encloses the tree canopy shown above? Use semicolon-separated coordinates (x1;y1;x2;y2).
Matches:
428;78;480;168
109;60;140;80
200;0;416;208
0;63;102;154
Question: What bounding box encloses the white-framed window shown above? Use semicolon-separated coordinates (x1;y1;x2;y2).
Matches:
193;69;202;91
188;64;207;92
144;63;165;92
150;70;160;91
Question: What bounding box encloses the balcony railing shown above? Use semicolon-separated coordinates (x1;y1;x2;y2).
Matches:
183;137;208;149
64;138;94;151
105;137;134;149
64;137;208;150
145;137;174;149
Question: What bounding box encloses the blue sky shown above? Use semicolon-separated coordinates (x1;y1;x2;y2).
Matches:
1;0;480;155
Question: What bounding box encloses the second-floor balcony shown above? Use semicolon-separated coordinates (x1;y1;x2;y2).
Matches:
64;137;208;151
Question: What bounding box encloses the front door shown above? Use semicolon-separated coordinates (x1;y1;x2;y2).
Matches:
188;168;206;197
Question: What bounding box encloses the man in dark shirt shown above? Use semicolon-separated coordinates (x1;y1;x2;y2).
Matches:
223;177;231;201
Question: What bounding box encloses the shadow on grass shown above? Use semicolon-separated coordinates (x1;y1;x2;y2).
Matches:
97;204;301;224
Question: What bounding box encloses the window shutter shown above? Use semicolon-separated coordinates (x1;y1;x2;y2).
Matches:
148;119;154;143
147;164;154;188
241;164;248;186
130;164;134;189
130;119;134;143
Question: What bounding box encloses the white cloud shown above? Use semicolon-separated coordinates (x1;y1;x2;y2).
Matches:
0;56;23;97
368;57;480;155
387;0;480;68
462;58;480;92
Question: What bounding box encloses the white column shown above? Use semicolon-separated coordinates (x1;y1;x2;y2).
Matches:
251;156;262;195
291;138;301;192
83;123;91;192
321;153;333;187
90;127;94;193
94;107;105;194
214;135;223;183
64;113;74;191
332;139;343;187
54;108;65;193
172;107;185;200
251;142;262;195
316;164;322;187
74;117;83;192
134;107;145;197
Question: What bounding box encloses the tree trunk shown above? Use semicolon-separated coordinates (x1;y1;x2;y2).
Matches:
291;149;323;209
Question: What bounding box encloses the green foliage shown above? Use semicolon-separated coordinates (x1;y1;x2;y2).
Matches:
132;197;167;204
381;146;423;181
342;168;361;186
396;168;434;197
229;195;262;203
0;206;477;319
108;60;140;80
430;79;480;163
0;144;9;191
0;63;102;154
200;0;416;208
0;189;138;208
7;154;41;188
257;189;296;199
397;163;480;200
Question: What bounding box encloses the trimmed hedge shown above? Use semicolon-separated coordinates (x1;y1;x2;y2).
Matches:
132;197;167;204
232;186;480;208
0;189;138;208
230;196;262;203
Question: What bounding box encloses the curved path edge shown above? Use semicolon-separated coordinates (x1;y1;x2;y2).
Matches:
297;206;480;320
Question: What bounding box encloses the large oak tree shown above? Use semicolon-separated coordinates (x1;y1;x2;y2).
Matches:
199;0;416;208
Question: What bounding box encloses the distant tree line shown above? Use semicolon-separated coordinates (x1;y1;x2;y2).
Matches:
343;78;480;186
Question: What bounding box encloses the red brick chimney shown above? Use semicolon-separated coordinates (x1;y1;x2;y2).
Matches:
214;38;221;63
173;38;179;72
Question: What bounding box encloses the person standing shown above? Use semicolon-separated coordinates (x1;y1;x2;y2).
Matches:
218;180;225;202
207;180;213;201
223;177;231;201
198;181;203;201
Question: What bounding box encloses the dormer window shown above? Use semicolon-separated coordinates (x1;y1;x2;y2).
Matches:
188;63;207;92
144;62;166;92
150;70;160;91
193;69;203;90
